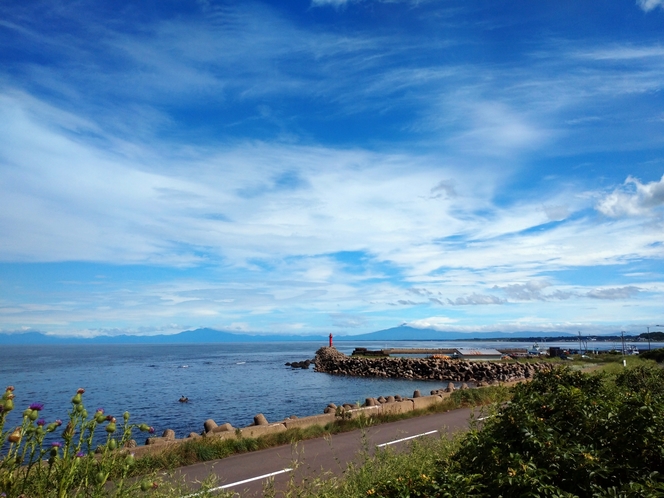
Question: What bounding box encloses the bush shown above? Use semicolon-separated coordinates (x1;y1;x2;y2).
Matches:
372;366;664;497
638;348;664;363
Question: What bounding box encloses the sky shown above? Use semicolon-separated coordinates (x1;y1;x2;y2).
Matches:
1;0;664;338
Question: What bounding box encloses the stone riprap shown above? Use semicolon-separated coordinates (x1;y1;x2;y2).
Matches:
314;346;554;384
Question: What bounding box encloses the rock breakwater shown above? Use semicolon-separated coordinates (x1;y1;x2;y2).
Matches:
314;347;554;384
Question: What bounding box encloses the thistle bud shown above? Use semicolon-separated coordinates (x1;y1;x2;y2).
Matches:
138;424;150;432
108;438;117;450
125;453;135;466
95;411;106;424
8;427;21;443
140;481;151;492
96;471;108;485
72;388;84;405
63;421;75;440
3;395;14;412
106;417;117;434
123;411;130;422
29;410;39;421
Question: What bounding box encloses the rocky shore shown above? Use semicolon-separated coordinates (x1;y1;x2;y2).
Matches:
314;346;554;384
127;347;554;459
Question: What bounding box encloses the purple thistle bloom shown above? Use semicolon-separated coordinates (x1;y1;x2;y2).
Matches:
55;419;62;426
51;442;62;448
96;408;104;413
37;419;46;426
148;427;155;434
76;451;85;457
29;403;44;411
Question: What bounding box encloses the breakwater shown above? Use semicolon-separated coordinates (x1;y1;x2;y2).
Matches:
314;347;554;384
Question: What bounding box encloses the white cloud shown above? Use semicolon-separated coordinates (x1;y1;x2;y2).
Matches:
637;0;664;12
597;174;664;217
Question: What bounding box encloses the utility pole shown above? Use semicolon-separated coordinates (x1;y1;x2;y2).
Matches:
621;331;626;357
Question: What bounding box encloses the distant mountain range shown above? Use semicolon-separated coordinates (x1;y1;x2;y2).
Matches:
0;325;582;345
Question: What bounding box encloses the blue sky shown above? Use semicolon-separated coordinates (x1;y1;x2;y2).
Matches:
1;0;664;338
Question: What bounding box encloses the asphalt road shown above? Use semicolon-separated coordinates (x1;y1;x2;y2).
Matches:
169;406;485;497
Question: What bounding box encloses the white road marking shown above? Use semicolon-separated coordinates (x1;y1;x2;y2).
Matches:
376;430;438;448
183;468;293;497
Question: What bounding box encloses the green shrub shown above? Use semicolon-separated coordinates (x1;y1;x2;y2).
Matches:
638;347;664;363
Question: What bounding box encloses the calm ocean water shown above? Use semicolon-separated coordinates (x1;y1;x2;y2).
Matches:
1;339;655;442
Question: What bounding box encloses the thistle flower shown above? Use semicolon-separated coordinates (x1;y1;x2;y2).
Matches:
51;441;62;448
37;418;46;426
149;426;155;434
29;402;44;411
76;451;85;458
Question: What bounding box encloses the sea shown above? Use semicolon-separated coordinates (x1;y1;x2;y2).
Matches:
1;339;656;443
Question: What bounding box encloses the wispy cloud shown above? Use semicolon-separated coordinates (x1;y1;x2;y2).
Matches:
448;294;505;306
1;0;664;336
586;286;641;300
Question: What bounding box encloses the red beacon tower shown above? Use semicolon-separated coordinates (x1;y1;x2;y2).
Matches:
329;333;333;347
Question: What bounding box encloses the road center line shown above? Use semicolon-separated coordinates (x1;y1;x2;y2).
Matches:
376;430;438;448
183;468;293;497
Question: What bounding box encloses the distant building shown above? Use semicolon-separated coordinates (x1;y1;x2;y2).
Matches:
452;348;503;361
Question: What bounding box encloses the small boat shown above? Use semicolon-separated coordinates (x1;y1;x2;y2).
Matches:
527;344;543;356
236;361;246;365
178;396;189;403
